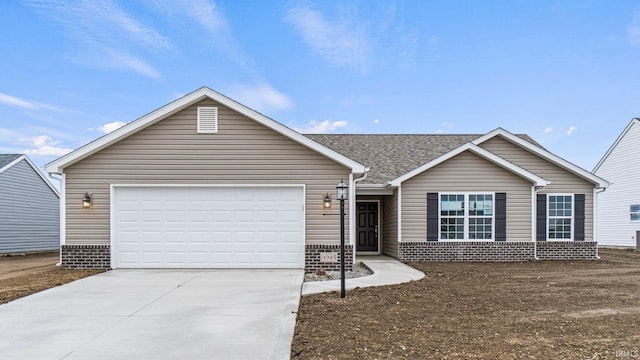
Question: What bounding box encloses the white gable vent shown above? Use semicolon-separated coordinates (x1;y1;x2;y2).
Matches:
197;106;218;133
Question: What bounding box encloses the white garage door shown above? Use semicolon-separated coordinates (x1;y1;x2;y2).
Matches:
112;186;304;268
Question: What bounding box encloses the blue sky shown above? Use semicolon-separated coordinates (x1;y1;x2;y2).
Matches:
1;1;640;173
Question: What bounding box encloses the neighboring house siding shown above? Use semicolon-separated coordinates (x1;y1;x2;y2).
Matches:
594;121;640;246
383;189;398;258
400;151;533;242
480;136;595;240
64;99;350;246
0;159;59;253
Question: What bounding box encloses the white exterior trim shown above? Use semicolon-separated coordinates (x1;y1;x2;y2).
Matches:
389;143;549;187
473;128;609;188
593;118;639;172
438;192;496;241
397;185;402;243
60;173;66;246
45;87;366;175
349;173;355;249
1;155;60;197
546;193;575;241
355;184;395;195
109;183;306;269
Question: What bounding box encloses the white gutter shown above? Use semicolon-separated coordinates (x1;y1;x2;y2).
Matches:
593;186;607;259
351;169;369;264
532;185;546;260
49;173;64;267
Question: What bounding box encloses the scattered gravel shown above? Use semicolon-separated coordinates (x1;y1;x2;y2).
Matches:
304;262;373;282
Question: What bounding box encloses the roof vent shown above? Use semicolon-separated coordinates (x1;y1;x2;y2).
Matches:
197;107;218;133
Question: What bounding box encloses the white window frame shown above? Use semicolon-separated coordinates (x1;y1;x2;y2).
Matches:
631;205;640;222
547;194;574;240
439;192;495;241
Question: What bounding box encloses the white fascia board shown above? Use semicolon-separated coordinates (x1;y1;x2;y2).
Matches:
2;155;60;197
473;127;609;188
593;118;640;173
45;87;366;174
389;143;549;187
355;184;395;195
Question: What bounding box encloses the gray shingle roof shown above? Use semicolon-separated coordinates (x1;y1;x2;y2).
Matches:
0;154;22;169
304;134;540;184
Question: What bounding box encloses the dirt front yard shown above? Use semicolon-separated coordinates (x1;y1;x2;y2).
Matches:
292;249;640;359
0;252;103;305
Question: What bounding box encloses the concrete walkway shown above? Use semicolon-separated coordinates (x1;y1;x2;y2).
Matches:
0;269;303;360
302;256;425;295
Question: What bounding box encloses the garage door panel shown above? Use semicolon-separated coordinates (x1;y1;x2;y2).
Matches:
113;186;304;268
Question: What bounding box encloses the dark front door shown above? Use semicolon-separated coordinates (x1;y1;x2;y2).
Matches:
357;202;379;252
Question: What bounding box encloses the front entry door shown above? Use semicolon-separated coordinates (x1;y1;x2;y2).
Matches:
357;202;379;252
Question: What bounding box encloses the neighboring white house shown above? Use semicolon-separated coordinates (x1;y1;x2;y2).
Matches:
0;154;60;253
594;118;640;248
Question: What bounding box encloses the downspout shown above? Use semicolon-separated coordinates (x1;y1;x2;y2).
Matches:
593;186;607;260
49;173;63;267
351;169;369;265
532;185;545;260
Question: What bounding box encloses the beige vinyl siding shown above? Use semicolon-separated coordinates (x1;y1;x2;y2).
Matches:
401;151;533;242
383;190;399;258
480;136;595;240
64;99;350;246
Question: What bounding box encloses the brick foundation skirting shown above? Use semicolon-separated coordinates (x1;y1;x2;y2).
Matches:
536;241;598;260
398;241;598;262
61;244;111;269
305;244;353;273
399;241;535;262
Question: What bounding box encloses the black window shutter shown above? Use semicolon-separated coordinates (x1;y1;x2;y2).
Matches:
427;192;439;241
495;193;507;241
536;194;547;241
574;194;585;241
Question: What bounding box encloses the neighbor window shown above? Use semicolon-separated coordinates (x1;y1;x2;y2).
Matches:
548;195;573;239
440;193;493;240
631;205;640;221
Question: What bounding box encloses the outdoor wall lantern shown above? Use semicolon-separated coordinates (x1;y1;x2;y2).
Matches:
336;179;348;200
82;192;92;209
323;193;332;209
336;179;348;298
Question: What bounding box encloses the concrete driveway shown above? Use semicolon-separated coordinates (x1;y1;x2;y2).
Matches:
0;269;303;360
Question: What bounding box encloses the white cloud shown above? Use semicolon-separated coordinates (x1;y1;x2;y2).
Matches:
544;127;553;133
99;121;127;134
286;5;370;71
567;126;577;136
0;93;37;109
286;3;419;71
227;83;294;113
435;121;455;133
21;135;72;156
294;120;348;134
25;0;171;79
106;50;161;79
0;93;65;112
27;0;173;51
373;119;380;124
146;0;247;65
628;7;640;45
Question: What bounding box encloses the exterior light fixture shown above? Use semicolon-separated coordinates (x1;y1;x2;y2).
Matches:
336;179;348;200
323;193;332;209
82;192;92;209
336;178;348;298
